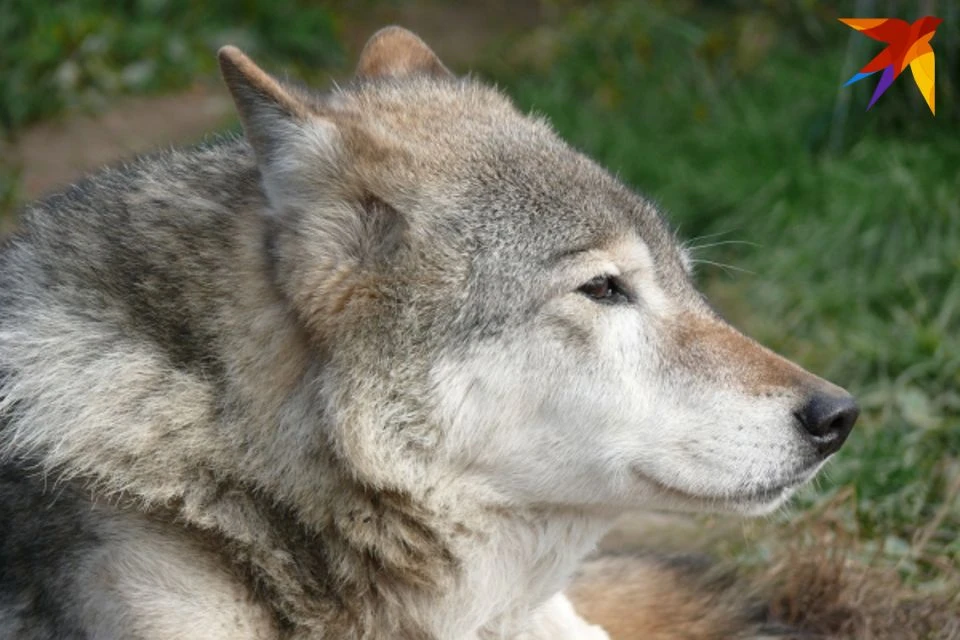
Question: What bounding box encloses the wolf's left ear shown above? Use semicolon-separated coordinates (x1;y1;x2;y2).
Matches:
355;26;453;80
218;46;323;164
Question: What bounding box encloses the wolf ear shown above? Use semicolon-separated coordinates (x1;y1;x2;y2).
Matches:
218;46;319;163
355;26;453;80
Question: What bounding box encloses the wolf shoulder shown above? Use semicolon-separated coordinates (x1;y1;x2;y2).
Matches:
0;468;278;640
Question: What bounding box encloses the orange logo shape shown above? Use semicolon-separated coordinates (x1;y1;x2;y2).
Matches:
840;16;941;115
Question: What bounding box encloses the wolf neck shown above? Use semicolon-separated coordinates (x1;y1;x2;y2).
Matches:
182;476;609;637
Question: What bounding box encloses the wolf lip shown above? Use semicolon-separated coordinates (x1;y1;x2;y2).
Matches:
632;468;788;505
633;465;808;508
736;482;792;503
735;471;816;504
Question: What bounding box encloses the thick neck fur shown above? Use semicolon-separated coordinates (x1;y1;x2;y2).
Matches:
0;141;610;638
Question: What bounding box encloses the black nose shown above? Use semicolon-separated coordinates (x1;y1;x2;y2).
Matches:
797;392;859;456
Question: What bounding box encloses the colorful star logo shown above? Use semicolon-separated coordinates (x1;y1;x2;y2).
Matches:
840;16;941;115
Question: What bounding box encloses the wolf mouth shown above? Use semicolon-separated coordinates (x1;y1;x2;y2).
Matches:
632;467;811;508
734;481;796;504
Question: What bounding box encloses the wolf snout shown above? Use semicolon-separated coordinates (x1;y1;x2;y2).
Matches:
796;391;859;456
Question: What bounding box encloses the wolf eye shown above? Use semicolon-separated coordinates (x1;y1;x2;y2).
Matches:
578;275;630;304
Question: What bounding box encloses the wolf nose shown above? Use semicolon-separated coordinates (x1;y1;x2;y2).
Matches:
797;392;859;456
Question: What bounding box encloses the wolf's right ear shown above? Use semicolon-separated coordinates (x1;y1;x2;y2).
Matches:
218;46;322;164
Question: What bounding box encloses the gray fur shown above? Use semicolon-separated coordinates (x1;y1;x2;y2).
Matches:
0;27;853;639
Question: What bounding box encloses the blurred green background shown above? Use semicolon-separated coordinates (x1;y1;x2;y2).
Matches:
1;0;957;600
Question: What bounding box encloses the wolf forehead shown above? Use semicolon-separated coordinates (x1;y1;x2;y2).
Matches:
304;76;684;273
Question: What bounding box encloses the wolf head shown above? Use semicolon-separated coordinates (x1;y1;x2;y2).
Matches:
219;27;857;518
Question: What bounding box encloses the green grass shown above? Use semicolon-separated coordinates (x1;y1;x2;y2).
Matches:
0;0;342;137
0;0;345;226
482;2;960;586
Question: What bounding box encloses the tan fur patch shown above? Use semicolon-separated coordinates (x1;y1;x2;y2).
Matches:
670;313;814;394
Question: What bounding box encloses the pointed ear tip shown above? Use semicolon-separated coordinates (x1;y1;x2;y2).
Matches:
360;25;434;61
217;45;246;70
367;25;425;46
356;25;451;80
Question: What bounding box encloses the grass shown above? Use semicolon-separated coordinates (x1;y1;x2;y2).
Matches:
0;0;344;227
481;1;960;589
0;0;342;137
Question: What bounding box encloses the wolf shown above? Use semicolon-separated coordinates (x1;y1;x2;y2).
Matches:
0;26;858;639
